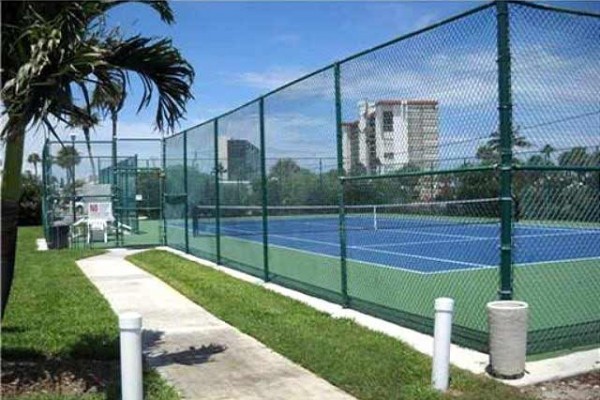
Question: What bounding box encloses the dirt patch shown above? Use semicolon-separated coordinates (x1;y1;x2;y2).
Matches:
1;359;119;395
523;370;600;400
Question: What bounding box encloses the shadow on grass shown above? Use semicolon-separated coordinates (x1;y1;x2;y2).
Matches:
2;330;164;396
2;327;224;395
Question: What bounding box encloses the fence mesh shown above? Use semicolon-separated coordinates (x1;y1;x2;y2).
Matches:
263;67;342;299
42;138;163;248
164;134;186;251
509;3;600;354
187;122;218;262
216;102;264;276
124;1;600;355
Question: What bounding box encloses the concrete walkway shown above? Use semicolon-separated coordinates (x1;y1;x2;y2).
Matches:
77;249;356;400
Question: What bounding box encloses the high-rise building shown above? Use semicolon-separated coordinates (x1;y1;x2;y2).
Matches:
342;100;439;174
227;139;260;181
216;136;260;181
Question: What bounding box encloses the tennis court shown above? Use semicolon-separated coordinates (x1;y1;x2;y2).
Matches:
166;201;599;354
182;201;600;274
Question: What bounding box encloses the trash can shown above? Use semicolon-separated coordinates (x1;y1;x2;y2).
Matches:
50;222;70;249
487;300;528;379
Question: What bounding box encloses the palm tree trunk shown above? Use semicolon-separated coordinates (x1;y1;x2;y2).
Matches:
83;126;97;180
34;162;38;178
1;127;25;319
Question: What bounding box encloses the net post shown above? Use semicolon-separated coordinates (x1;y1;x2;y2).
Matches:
373;206;377;230
259;97;270;282
496;0;514;300
183;131;190;254
161;137;167;246
214;119;222;265
335;62;349;306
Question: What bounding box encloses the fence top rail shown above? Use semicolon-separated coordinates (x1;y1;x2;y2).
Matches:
48;138;161;145
508;0;600;18
117;138;162;142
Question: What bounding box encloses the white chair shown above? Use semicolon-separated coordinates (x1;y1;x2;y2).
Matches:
86;202;113;243
87;218;108;243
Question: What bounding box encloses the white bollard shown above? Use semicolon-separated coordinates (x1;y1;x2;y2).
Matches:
432;297;454;392
119;312;143;400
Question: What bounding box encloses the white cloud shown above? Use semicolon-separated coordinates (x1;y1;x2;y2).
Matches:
271;33;301;46
233;67;310;91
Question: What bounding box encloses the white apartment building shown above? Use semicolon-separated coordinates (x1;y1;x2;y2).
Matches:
342;100;439;174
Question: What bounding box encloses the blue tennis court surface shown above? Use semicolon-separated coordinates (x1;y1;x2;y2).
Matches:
181;215;600;274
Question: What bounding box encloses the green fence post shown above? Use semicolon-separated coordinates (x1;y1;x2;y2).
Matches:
70;135;77;249
183;130;190;253
496;0;514;300
259;97;270;282
335;62;349;306
112;132;120;246
41;138;49;241
161;137;167;245
214;119;222;264
134;153;139;235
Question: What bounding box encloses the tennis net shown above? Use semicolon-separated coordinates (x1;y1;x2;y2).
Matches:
189;198;499;236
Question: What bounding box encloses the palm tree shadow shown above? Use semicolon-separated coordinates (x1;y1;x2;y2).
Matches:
143;329;227;368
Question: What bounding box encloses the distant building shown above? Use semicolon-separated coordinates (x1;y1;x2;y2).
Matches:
342;100;439;174
216;137;260;181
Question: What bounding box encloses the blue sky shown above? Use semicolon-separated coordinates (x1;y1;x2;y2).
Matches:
18;1;600;171
103;0;600;126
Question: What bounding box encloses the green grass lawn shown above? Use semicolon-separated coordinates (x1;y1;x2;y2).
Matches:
1;227;178;399
128;249;537;400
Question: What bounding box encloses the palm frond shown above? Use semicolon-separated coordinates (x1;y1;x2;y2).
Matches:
101;35;194;132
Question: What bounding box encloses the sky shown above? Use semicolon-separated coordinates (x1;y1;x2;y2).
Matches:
11;0;600;173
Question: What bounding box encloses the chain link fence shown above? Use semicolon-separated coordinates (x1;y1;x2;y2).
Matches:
42;138;163;248
161;0;599;355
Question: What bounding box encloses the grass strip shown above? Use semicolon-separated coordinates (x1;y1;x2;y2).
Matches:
127;249;536;400
1;227;178;399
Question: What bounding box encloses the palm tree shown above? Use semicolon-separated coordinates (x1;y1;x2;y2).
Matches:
70;112;100;180
55;145;81;186
1;1;194;318
487;127;532;153
27;153;41;177
541;144;555;163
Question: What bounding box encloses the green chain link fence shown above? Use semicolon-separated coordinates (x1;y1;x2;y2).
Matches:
165;0;599;354
42;137;163;249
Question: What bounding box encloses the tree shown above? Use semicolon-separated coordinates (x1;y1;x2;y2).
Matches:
19;173;43;226
27;153;41;177
486;127;531;153
558;147;591;167
69;112;100;180
1;1;194;318
55;145;82;187
541;144;555;163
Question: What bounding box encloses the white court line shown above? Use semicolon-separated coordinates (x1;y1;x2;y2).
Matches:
170;222;597;275
358;237;495;248
516;256;600;267
189;224;430;275
514;231;600;239
350;245;493;268
180;223;494;270
517;224;600;234
218;226;490;270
